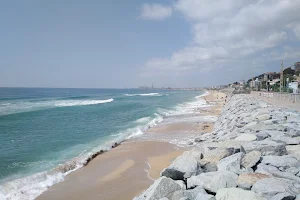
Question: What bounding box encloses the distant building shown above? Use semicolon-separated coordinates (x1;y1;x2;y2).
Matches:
268;78;280;86
295;62;300;72
249;80;256;88
288;81;299;94
263;72;277;81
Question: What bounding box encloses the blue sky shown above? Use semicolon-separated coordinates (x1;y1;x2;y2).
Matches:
1;0;300;88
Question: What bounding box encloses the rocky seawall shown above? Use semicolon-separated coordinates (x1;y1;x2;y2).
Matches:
134;94;300;200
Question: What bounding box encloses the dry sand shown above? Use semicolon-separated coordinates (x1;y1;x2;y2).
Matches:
37;90;226;200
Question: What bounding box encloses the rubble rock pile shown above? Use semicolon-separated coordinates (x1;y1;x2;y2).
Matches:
134;94;300;200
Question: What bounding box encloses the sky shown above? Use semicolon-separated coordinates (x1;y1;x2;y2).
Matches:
0;0;300;88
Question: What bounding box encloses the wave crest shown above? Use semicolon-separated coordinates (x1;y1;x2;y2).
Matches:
124;93;161;97
0;99;114;116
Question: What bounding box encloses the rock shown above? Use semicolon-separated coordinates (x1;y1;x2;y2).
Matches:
256;114;271;121
217;152;244;174
265;130;285;138
271;193;296;200
270;136;300;145
187;171;238;193
200;141;246;153
261;155;300;168
286;145;300;160
286;167;300;175
216;188;264;200
171;186;206;200
252;178;300;199
175;180;186;190
237;173;270;189
135;177;181;200
254;132;269;140
255;163;300;183
241;151;261;168
245;121;257;127
235;134;257;141
159;198;170;200
195;193;216;200
200;147;235;164
242;140;287;156
161;151;203;180
200;161;218;173
255;163;280;176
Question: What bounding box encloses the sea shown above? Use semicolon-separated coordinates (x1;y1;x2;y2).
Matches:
0;88;207;200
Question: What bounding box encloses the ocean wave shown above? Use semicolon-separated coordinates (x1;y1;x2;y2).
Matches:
158;92;210;117
195;91;210;99
54;99;113;107
0;99;114;116
0;113;163;200
135;117;151;124
124;93;162;97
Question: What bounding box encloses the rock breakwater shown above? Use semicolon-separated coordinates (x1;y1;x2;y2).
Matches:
134;94;300;200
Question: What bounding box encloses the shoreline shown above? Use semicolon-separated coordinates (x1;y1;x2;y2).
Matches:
134;93;300;200
35;90;227;200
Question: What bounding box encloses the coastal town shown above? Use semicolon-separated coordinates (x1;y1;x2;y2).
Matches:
227;61;300;94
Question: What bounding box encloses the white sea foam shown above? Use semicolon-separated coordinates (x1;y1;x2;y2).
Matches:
0;112;164;200
54;99;113;107
144;161;155;181
135;117;151;124
195;91;210;99
0;99;114;116
124;93;162;97
0;91;209;200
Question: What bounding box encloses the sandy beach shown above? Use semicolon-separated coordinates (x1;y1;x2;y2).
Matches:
37;91;226;200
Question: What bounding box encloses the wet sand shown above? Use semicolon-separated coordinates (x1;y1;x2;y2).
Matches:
37;90;226;200
37;141;184;200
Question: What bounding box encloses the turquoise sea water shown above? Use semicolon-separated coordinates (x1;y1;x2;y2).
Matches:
0;88;204;200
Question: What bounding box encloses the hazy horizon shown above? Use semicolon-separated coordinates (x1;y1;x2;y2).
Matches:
1;0;300;88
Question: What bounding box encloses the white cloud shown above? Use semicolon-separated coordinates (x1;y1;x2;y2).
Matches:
140;4;172;20
141;0;300;82
293;23;300;39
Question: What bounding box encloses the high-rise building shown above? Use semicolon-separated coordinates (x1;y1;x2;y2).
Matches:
295;62;300;72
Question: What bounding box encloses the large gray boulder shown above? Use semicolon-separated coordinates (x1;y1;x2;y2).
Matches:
241;151;261;168
217;152;244;174
161;151;202;180
237;173;270;189
200;141;246;152
216;188;264;200
254;132;269;141
242;140;287;156
134;177;181;200
271;193;296;200
234;134;257;141
270;136;300;145
171;186;206;200
200;147;235;164
175;180;186;190
195;193;215;200
252;178;300;199
255;163;300;183
261;155;300;168
187;171;238;193
286;145;300;160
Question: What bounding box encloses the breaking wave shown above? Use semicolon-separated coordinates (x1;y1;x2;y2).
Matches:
0;99;114;116
124;93;162;97
0;113;163;200
0;91;209;200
